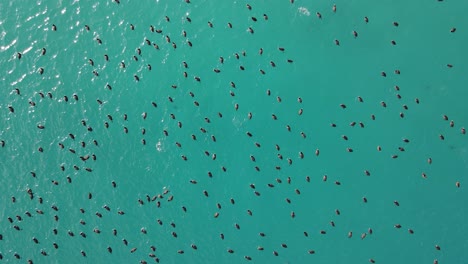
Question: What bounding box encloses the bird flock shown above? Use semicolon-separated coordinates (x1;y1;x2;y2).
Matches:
0;0;467;263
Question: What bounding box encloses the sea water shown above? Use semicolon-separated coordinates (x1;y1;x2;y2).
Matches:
1;0;468;263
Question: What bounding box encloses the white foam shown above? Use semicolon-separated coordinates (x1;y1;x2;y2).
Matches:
298;7;310;16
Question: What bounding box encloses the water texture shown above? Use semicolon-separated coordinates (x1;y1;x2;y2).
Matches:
0;0;467;263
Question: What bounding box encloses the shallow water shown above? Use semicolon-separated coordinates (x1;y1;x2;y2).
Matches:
1;0;467;263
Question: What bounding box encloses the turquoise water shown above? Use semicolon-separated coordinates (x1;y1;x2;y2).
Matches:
1;0;468;263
